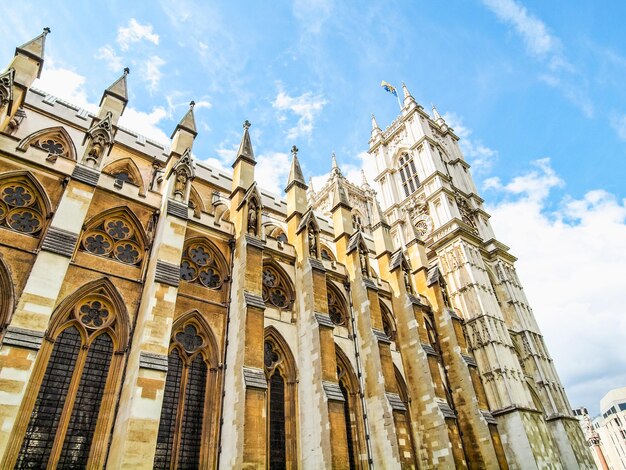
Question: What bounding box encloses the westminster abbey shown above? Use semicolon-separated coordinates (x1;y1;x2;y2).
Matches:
0;29;594;469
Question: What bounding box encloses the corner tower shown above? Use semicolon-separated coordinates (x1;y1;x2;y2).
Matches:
369;84;594;469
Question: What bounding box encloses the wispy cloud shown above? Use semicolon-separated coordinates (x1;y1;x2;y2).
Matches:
273;88;328;141
95;45;123;72
443;112;498;173
610;113;626;141
485;159;626;414
143;55;165;93
117;18;159;51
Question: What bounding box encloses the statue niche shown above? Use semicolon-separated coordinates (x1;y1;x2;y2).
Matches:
308;224;318;258
247;199;259;236
83;112;113;169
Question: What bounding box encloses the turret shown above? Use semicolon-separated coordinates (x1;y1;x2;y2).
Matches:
402;82;417;110
432;104;448;131
231;120;255;191
170;100;197;156
98;67;129;126
370;198;393;257
13;27;50;86
285;145;308;220
370;113;382;143
330;177;353;240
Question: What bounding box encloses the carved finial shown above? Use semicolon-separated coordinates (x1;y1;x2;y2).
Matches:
189;100;195;109
361;169;368;186
123;67;130;76
291;145;298;157
243;120;251;130
43;27;51;35
331;152;337;168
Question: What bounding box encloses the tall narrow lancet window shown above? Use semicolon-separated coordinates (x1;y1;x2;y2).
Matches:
398;153;419;197
336;348;366;470
393;367;419;468
154;313;219;469
264;328;297;470
0;171;51;237
9;279;129;469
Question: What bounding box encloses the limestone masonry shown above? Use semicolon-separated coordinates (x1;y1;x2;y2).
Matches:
0;29;594;468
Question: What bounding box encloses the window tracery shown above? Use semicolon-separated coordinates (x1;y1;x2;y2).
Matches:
0;174;48;237
80;211;145;266
11;279;128;469
380;302;396;342
327;283;348;327
155;313;219;470
262;263;293;310
17;127;76;162
179;240;226;290
398;152;420;197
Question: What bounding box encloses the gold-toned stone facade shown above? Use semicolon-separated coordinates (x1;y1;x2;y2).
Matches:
0;30;594;469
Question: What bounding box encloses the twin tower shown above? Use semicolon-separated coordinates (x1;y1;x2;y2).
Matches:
0;29;593;468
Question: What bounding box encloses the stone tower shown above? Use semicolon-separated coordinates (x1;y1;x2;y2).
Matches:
368;83;593;468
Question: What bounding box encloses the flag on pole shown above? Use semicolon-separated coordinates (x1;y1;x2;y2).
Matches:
380;80;397;97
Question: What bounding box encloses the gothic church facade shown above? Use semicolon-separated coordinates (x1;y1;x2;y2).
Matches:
0;30;593;469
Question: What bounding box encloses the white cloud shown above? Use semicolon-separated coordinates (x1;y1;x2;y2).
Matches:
273;89;328;141
95;45;123;72
119;106;169;143
292;0;334;34
310;151;377;194
481;0;560;60
117;18;159;51
485;159;626;414
256;151;291;195
443;112;498;172
143;55;165;93
610;113;626;141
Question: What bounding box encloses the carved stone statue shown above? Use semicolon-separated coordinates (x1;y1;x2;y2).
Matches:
174;170;188;200
247;201;258;236
308;227;317;257
86;134;106;166
404;270;413;294
359;248;368;277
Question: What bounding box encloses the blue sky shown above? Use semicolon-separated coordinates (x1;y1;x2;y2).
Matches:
2;1;625;415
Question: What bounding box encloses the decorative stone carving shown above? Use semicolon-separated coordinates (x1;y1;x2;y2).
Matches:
169;148;195;202
83;112;113;168
247;199;258;236
0;68;15;110
308;223;317;258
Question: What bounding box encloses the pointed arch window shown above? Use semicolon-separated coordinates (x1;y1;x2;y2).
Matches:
8;279;129;469
17;126;77;162
0;257;15;335
398;153;419;197
336;348;366;470
0;173;49;237
80;208;147;266
264;328;297;470
154;314;220;469
380;301;396;342
179;239;228;290
327;282;349;327
262;262;294;310
393;367;419;467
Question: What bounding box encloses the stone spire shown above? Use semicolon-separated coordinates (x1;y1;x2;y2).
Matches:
371;113;380;130
331;177;351;212
432;104;448;130
285;145;307;192
370;198;388;229
15;27;50;78
171;100;197;138
402;82;416;108
330;152;342;179
234;120;255;165
361;169;371;189
170;101;197;155
370;113;383;144
306;176;315;202
98;67;129;120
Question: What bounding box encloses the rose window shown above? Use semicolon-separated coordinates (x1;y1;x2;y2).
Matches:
76;298;112;329
81;216;143;265
327;288;346;326
179;242;224;290
0;181;45;236
262;265;292;310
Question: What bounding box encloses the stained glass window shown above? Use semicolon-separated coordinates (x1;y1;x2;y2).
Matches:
81;214;144;265
154;350;183;470
179;241;224;290
262;265;292;310
268;372;286;470
0;178;46;237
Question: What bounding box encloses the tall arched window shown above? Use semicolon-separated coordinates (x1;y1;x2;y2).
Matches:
6;278;129;469
154;311;220;469
264;327;297;470
0;256;14;337
380;301;396;342
327;282;349;327
398;153;419;197
0;171;51;238
394;367;418;468
336;347;366;470
179;238;229;291
262;261;295;311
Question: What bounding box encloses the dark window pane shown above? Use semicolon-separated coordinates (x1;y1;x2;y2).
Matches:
268;372;286;470
16;327;81;469
154;349;183;469
178;356;207;469
58;333;113;468
340;382;357;470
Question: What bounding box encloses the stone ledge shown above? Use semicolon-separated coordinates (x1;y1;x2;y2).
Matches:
363;278;378;290
439;401;456;419
422;343;437;356
386;392;406;411
243;367;267;390
72;164;100;186
315;313;335;329
155;260;180;287
461;354;477;367
166;199;188;220
372;328;391;344
407;294;423;307
323;381;345;402
139;352;168;372
244;291;265;310
3;326;44;350
245;234;265;249
41;227;78;258
309;258;326;272
480;409;497;425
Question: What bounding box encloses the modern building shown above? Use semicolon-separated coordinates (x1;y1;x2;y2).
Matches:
587;388;626;469
0;29;594;468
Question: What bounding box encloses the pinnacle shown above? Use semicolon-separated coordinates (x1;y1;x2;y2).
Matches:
234;119;255;163
285;145;306;192
331;179;351;211
170;101;198;139
101;68;129;105
370;198;388;227
15;28;51;78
